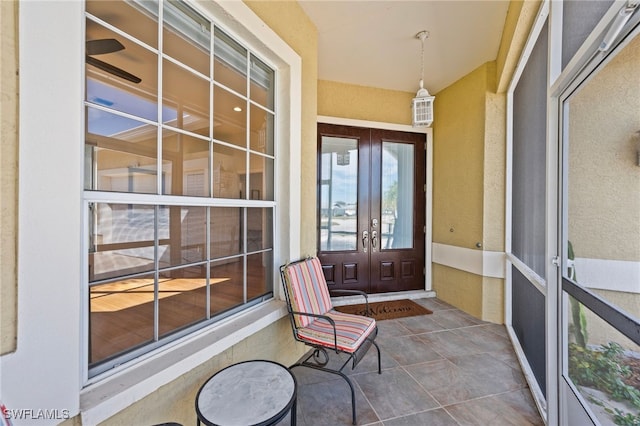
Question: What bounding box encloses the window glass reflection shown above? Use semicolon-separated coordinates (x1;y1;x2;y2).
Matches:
158;206;206;269
210;207;242;259
250;54;274;110
163;59;210;136
86;0;158;49
163;1;210;76
213;85;247;147
214;28;247;95
213;144;245;199
247;208;273;253
210;258;244;315
249;104;274;155
248;155;274;201
89;203;156;282
247;251;273;300
89;274;155;365
162;129;210;196
158;267;207;337
85;107;158;193
86;19;158;106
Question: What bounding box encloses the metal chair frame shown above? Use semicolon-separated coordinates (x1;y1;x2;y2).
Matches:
280;258;382;425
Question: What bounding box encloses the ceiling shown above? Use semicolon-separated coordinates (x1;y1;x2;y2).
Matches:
298;1;511;95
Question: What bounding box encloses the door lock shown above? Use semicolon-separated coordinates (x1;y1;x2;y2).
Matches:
371;218;378;228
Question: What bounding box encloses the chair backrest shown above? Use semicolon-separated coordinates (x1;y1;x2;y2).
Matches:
281;257;333;328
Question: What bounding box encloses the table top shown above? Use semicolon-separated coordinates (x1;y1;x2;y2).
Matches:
196;360;296;426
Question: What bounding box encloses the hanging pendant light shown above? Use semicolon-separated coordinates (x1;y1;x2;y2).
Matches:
412;31;435;127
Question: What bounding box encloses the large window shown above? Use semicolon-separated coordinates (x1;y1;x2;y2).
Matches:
84;0;276;376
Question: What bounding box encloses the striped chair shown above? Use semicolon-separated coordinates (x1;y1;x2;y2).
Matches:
280;257;381;425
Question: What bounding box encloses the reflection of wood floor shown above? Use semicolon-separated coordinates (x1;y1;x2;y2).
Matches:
90;261;271;365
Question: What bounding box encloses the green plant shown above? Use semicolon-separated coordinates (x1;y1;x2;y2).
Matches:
568;241;588;348
612;409;640;426
569;342;640;425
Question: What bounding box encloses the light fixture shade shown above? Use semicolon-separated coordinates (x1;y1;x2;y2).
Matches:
412;89;434;127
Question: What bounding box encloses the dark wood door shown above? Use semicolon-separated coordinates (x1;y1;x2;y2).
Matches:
317;123;426;294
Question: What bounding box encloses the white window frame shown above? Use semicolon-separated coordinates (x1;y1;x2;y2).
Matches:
83;0;280;379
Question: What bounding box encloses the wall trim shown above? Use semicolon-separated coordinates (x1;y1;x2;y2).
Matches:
574;258;640;293
432;242;506;279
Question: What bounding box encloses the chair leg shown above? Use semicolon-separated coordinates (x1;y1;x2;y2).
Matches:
373;340;382;374
290;363;358;425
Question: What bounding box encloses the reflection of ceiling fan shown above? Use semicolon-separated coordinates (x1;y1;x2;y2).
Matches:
86;38;142;84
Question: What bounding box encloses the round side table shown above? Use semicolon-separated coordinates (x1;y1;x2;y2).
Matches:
195;360;297;426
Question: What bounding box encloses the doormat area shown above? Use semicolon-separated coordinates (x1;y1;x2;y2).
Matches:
334;299;432;321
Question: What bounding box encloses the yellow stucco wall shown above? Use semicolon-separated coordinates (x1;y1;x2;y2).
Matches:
432;63;487;248
318;80;413;125
568;34;640;262
0;0;18;355
431;62;496;320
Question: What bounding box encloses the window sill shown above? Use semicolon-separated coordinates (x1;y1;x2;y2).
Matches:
79;299;288;425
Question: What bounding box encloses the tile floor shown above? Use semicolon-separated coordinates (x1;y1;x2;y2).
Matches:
281;297;544;425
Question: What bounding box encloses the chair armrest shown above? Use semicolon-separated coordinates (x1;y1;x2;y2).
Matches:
330;290;371;317
330;289;369;301
290;310;340;352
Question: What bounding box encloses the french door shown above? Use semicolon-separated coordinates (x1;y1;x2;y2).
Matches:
317;123;425;294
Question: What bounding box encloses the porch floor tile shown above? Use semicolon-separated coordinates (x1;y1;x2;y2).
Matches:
279;298;544;426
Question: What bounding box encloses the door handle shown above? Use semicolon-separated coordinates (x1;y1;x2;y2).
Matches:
371;230;378;249
362;230;369;252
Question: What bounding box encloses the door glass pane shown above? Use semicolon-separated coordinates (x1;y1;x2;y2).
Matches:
381;141;414;249
320;136;358;251
564;33;640;318
562;31;640;426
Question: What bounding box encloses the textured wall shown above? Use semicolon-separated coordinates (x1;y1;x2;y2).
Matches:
318;80;414;125
568;35;640;262
432;63;488;250
0;0;18;355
